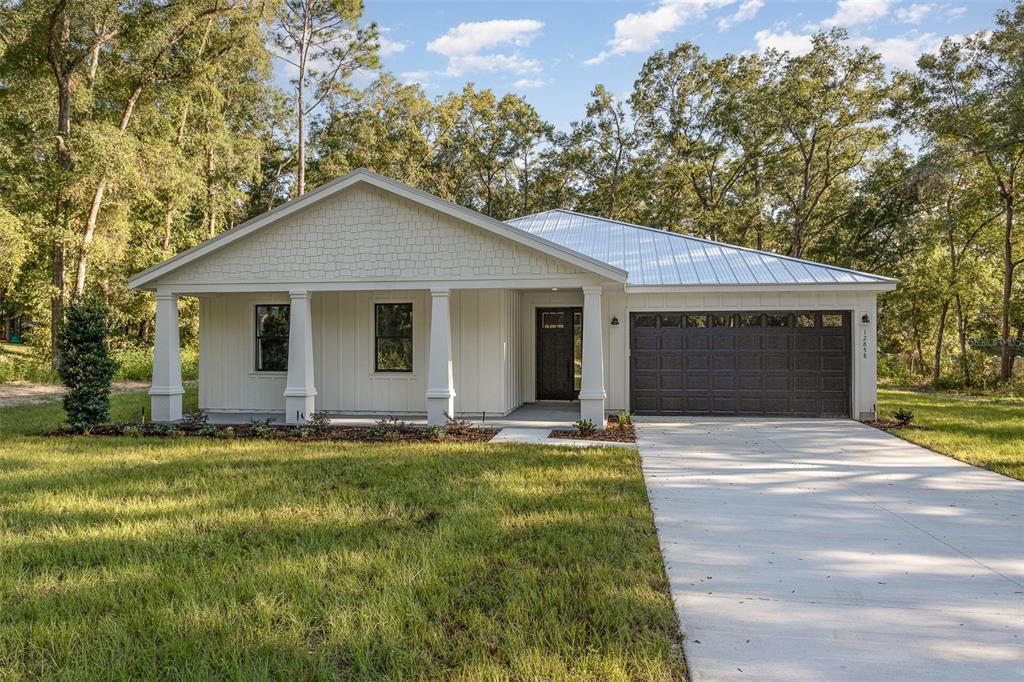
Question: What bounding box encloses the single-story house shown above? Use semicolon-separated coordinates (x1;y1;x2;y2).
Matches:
129;169;897;426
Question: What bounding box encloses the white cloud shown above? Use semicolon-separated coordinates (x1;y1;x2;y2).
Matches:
378;29;407;57
820;0;892;28
586;0;734;65
896;3;933;23
944;5;967;21
755;24;947;69
513;78;546;89
427;19;544;76
754;28;814;55
718;0;764;31
857;32;948;68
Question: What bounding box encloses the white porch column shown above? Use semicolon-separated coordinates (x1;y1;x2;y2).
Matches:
579;285;606;427
283;290;316;424
150;292;184;422
426;288;455;426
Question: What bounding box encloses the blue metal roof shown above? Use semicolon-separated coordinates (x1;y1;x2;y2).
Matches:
506;209;894;287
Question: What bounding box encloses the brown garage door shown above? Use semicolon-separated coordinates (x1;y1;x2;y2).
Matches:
630;311;851;417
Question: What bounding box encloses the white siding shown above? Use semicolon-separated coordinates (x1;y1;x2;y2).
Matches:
199;290;522;416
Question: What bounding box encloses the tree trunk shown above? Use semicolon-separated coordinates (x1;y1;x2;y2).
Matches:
955;293;971;386
933;299;949;385
999;196;1015;381
74;84;143;296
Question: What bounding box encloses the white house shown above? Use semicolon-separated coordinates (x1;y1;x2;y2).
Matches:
129;169;897;426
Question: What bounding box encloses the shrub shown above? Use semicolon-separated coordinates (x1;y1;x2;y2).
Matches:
368;416;410;439
180;410;209;433
574;418;597;436
307;410;331;434
117;422;143;437
423;425;446;441
198;424;218;437
617;410;633;428
892;408;914;427
443;411;474;437
58;298;117;433
216;426;236;439
248;417;278;438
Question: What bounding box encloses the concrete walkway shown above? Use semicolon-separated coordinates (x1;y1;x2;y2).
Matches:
636;417;1023;682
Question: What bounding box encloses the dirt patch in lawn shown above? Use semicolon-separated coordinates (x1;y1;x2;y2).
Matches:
866;418;926;432
0;381;153;407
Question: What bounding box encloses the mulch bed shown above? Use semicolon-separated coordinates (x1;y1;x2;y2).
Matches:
48;423;499;443
866;418;925;431
549;416;636;443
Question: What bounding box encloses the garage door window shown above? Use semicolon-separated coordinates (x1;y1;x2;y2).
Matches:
686;315;708;328
767;314;789;327
795;314;815;328
713;314;736;328
822;314;845;328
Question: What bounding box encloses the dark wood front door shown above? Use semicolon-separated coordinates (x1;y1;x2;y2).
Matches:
536;307;581;400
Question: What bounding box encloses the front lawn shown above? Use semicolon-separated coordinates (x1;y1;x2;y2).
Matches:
877;388;1024;481
0;396;684;680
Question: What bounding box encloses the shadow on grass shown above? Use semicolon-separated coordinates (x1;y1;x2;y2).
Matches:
0;439;685;680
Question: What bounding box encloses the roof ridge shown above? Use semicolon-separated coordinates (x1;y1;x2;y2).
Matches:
509;208;895;283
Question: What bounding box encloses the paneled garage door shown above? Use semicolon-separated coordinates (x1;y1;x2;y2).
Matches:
630;311;851;417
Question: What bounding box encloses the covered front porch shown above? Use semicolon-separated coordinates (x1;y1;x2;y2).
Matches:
149;284;610;427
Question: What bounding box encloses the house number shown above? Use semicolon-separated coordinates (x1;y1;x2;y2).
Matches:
862;327;869;359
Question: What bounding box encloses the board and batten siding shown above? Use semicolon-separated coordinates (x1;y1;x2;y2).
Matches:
198;290;523;416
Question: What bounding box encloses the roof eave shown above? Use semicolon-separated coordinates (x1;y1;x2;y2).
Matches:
625;281;898;294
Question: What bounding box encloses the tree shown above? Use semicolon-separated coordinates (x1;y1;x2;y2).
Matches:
270;0;378;197
59;296;116;432
766;30;890;258
909;5;1024;381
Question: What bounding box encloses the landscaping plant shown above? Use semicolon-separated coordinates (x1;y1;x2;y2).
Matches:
57;297;117;433
574;418;597;436
893;408;915;427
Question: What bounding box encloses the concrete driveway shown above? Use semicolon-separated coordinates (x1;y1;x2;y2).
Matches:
637;418;1023;682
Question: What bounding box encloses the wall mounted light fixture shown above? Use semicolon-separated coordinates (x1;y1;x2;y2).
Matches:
861;313;871;324
611;316;620;326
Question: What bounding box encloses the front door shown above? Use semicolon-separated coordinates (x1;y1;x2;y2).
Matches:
536;307;582;400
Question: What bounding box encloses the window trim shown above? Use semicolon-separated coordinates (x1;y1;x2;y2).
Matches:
374;301;414;374
254;304;290;374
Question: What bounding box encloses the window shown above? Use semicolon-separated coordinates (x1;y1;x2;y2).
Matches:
794;313;815;328
255;305;289;372
634;314;657;328
660;314;683;328
685;315;708;328
375;303;413;372
713;314;737;328
542;311;565;329
741;314;763;327
573;311;583;393
822;313;845;328
766;314;789;327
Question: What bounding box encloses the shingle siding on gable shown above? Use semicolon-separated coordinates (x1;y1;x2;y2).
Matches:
161;185;584;285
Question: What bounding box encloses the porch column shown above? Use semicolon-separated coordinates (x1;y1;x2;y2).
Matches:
283;290;316;424
426;287;455;426
579;285;606;427
150;292;184;422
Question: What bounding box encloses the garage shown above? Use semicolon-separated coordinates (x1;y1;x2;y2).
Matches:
630;311;851;417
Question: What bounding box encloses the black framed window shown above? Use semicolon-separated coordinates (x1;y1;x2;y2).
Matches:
255;305;289;371
375;303;413;372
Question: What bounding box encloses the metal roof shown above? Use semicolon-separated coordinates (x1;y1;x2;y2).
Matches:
506;209;895;287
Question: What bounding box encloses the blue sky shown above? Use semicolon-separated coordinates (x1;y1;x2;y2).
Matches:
346;0;1001;129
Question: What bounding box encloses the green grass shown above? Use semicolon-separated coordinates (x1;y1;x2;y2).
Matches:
0;394;685;680
878;388;1024;481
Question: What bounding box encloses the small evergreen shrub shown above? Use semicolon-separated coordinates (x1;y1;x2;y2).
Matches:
307;410;331;434
180;410;209;433
248;417;277;438
892;408;914;427
368;416;410;439
423;425;446;441
617;410;633;428
58;298;117;433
